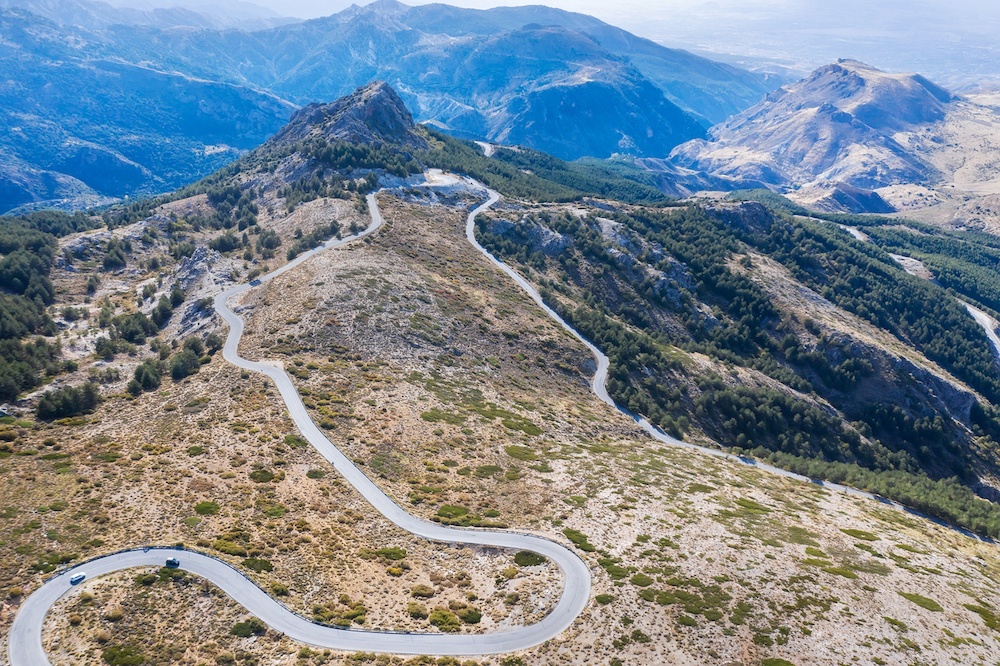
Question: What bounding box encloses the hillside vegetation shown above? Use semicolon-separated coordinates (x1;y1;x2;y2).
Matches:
4;81;1000;666
474;195;1000;539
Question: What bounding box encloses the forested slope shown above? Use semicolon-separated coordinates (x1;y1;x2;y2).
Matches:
473;194;1000;538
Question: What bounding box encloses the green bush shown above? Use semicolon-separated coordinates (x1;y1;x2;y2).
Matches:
229;617;266;637
194;501;219;515
841;528;879;541
249;469;274;483
513;551;547;567
284;434;308;448
101;645;145;665
455;607;482;624
563;528;596;552
429;607;461;632
630;573;654;587
899;592;943;612
213;540;248;557
411;585;434;598
136;573;157;586
505;446;538;461
375;547;407;561
407;602;428;619
242;558;274;573
473;465;502;478
420;408;465;425
436;505;469;520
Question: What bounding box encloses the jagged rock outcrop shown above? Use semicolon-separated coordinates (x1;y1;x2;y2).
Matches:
175;246;222;293
63;230;112;256
702;201;777;236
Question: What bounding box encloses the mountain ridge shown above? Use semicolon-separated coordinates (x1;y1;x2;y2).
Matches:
0;0;297;30
5;78;1000;666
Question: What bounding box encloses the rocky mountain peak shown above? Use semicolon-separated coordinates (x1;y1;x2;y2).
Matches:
668;61;967;203
271;81;428;152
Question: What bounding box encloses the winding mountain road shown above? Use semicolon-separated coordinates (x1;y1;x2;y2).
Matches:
11;177;996;665
8;190;591;665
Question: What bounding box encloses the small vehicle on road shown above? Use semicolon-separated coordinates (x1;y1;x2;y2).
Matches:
70;573;86;585
249;279;261;286
165;558;180;568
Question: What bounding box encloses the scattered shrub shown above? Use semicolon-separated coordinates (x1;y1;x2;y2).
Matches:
899;591;943;612
101;644;144;665
230;617;266;637
455;607;482;624
563;528;596;552
473;465;502;478
411;584;435;598
213;540;248;557
249;469;274;483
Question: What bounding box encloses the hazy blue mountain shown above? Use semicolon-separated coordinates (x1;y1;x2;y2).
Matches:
395;2;776;126
0;0;298;30
85;0;758;157
0;9;295;213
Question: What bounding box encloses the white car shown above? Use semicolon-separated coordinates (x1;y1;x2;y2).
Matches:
70;573;86;585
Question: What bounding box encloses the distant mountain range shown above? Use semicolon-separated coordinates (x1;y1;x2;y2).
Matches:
0;0;776;213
